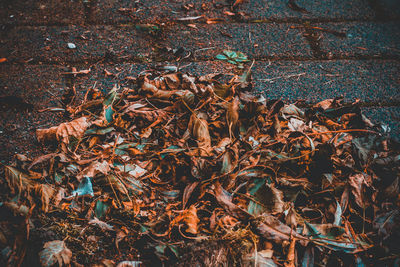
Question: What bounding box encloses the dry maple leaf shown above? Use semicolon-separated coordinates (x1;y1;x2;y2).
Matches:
36;117;90;144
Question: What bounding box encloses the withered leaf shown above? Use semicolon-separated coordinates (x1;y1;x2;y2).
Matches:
39;240;72;267
36;117;90;144
188;112;212;155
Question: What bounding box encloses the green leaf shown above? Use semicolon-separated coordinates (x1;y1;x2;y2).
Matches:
216;54;228;60
167;244;180;258
54;172;63;185
139;224;149;233
224;50;237;58
103;87;118;106
95;200;110;219
105;106;114;123
304;221;359;253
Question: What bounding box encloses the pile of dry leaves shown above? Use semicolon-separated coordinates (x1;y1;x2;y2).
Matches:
0;65;399;266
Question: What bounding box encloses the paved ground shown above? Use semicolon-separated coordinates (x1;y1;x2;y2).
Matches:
0;0;399;162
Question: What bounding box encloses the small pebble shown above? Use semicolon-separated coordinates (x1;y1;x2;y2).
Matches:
67;43;76;49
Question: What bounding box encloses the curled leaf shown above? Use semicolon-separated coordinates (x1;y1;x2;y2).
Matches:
36;117;90;144
39;240;72;267
188;112;212;156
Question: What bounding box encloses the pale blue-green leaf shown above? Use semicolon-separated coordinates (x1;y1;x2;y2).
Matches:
224;50;237;58
155;244;166;254
355;256;366;267
333;200;342;226
72;177;94;197
216;54;228;60
162;190;180;201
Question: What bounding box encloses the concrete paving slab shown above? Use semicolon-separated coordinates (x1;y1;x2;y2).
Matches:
252;60;400;103
1;23;310;63
314;22;400;58
376;0;400;20
0;0;85;25
90;0;375;24
240;0;375;21
166;23;311;60
0;64;67;163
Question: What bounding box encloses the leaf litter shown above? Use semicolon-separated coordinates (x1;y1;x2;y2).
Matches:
0;64;399;266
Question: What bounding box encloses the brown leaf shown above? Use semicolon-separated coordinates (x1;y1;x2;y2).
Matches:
39;240;72;267
4;165;39;194
233;0;246;7
214;182;251;221
183;205;200;234
182;182;199;208
124;104;168;122
348;173;370;208
253;215;304;244
89;218;115;231
36;117;90;144
226;96;240;140
285;238;296;267
170;205;200;235
188;112;212;156
34;184;55;213
77;160;110;181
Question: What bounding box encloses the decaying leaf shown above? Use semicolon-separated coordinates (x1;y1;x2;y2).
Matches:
182;205;200;235
39;240;72;267
2;66;397;266
188;112;212;155
36;117;90;144
76;160;110;181
34;184;56;212
348;173;369;208
4;165;38;193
